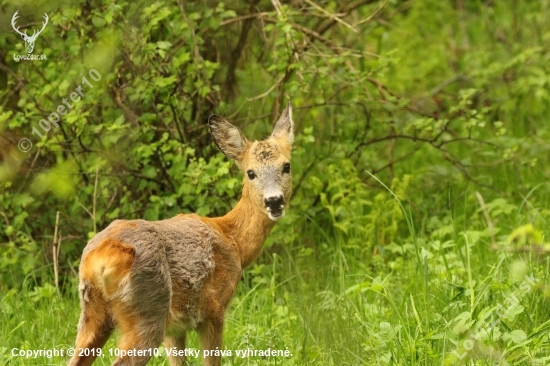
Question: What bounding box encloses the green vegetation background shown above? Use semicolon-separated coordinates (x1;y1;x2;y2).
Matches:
1;0;550;364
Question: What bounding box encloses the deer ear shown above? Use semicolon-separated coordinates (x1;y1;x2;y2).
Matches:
272;102;294;147
208;115;249;160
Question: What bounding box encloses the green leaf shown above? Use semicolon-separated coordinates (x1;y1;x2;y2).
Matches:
503;329;527;344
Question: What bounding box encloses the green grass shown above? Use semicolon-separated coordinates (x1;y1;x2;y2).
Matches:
3;0;550;365
2;186;550;366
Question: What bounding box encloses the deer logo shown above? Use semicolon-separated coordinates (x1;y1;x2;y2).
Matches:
11;11;49;54
68;104;295;366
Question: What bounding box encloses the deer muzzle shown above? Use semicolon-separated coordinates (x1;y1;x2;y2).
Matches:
264;195;285;220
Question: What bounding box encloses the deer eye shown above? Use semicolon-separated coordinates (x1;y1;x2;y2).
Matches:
283;163;291;174
247;170;256;180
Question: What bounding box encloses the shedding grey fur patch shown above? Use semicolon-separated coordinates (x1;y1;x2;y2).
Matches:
253;141;279;163
81;217;219;332
117;275;133;303
122;218;213;327
79;281;91;302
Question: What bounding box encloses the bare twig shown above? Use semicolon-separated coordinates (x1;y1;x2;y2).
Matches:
77;201;93;219
22;147;41;188
271;0;283;15
370;146;423;176
290;21;340;49
317;0;379;36
475;191;496;247
304;0;358;33
219;12;271;26
353;0;389;27
111;85;139;125
224;0;261;98
246;74;285;102
93;167;98;234
53;211;60;291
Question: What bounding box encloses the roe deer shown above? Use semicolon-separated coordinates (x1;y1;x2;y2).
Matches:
68;104;294;366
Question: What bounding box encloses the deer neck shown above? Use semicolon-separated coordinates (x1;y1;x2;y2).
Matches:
213;183;275;268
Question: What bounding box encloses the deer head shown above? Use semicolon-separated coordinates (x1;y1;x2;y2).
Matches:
11;11;49;54
209;104;294;221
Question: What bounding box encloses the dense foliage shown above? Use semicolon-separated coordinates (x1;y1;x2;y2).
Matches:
1;0;550;364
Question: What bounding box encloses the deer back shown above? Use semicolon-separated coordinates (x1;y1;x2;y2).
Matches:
80;215;241;328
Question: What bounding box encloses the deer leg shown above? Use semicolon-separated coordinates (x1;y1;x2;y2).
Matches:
164;334;188;366
68;282;114;366
110;313;164;366
109;297;168;366
198;314;224;366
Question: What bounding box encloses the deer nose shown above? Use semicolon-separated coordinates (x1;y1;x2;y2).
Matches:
264;195;285;211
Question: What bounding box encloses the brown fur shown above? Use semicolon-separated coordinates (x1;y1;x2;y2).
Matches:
68;105;294;366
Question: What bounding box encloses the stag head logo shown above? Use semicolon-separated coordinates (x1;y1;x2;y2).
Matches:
11;11;49;54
